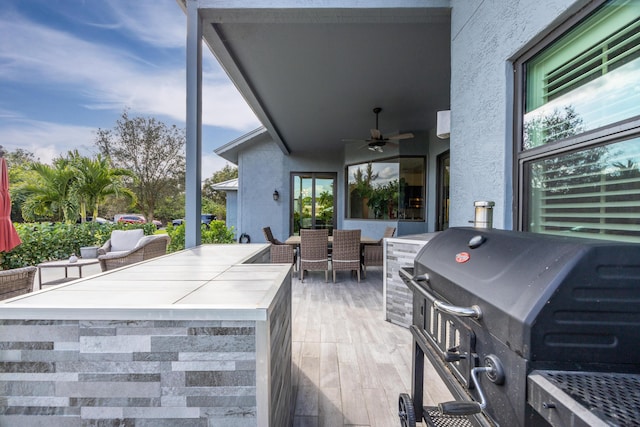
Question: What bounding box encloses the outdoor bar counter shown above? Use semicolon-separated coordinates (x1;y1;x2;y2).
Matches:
384;232;438;328
0;244;292;427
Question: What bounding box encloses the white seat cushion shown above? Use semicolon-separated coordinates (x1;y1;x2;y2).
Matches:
110;229;144;252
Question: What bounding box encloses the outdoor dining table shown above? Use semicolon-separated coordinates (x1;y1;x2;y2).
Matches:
284;234;379;246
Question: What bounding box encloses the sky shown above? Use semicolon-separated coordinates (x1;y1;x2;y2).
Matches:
0;0;261;179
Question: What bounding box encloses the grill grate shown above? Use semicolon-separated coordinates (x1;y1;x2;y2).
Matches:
542;371;640;426
423;407;475;427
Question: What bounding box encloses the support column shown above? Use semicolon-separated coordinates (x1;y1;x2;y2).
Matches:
185;0;202;248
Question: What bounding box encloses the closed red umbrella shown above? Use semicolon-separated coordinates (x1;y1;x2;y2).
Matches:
0;157;22;253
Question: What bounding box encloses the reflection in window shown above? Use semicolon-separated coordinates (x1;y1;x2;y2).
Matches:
517;0;640;243
528;138;640;242
523;0;640;149
346;157;425;221
292;173;335;235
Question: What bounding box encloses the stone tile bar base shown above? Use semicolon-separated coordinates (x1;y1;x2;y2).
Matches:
383;234;435;328
0;244;292;427
0;299;291;427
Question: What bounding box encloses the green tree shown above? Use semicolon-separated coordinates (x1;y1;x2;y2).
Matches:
65;150;136;222
95;109;185;222
2;147;39;222
202;163;238;220
202;164;238;204
20;159;78;223
349;163;378;218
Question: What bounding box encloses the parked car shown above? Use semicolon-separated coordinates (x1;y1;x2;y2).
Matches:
171;214;216;227
201;214;216;225
115;214;146;224
77;216;111;224
91;216;110;224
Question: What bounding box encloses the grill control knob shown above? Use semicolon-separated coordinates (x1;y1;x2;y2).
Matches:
484;354;505;385
468;235;486;249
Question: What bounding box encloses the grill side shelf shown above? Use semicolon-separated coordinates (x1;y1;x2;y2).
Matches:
527;370;640;427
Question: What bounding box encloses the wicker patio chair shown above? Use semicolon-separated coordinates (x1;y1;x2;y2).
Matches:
299;229;329;282
262;226;284;245
97;234;170;272
0;266;37;301
362;226;396;278
270;244;295;271
264;226;297;269
97;229;145;256
331;229;361;283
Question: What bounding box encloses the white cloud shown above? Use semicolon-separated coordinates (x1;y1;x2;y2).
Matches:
105;0;187;49
0;4;259;132
0;115;232;180
202;153;234;180
0;119;97;164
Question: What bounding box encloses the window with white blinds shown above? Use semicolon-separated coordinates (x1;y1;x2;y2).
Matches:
518;0;640;242
524;0;640;149
527;138;640;242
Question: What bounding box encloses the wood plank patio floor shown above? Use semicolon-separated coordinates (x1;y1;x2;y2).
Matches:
291;267;452;427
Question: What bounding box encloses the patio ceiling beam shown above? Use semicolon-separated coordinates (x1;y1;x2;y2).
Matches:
205;22;290;156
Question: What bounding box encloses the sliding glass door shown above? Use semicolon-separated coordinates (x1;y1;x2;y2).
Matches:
291;173;336;236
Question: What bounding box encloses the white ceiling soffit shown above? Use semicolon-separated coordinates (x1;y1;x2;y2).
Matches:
190;1;452;157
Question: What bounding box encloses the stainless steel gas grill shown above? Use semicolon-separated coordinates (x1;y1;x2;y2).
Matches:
397;227;640;427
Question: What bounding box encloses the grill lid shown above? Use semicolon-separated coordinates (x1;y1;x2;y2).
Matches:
413;228;640;365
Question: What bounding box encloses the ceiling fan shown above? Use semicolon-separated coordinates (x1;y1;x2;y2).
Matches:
342;107;414;152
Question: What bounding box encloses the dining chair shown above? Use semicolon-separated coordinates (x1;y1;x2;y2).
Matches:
299;229;329;282
262;226;284;245
264;226;296;269
331;229;361;283
362;226;396;278
270;244;295;271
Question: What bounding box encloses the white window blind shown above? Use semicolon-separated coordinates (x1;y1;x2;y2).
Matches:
528;138;640;242
523;0;640;150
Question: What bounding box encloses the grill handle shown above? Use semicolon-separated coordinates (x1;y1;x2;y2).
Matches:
434;300;482;319
400;268;482;320
438;401;482;416
438;366;493;416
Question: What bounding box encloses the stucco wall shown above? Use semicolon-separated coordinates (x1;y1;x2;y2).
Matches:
226;191;238;237
448;0;584;229
238;130;442;242
238;140;287;244
237;141;348;243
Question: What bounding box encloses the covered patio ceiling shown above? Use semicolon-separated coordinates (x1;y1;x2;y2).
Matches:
186;2;452;158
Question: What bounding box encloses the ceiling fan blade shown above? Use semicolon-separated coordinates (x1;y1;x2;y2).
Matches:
388;132;415;140
342;138;368;143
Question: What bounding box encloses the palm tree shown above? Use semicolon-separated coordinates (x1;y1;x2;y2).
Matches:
68;152;136;222
21;160;78;223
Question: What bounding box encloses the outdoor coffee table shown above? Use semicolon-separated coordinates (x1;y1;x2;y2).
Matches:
36;258;100;289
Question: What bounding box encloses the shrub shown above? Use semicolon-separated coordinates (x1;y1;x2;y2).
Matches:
0;222;155;270
166;220;235;253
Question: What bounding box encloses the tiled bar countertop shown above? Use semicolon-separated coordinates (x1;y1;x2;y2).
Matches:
0;244;293;427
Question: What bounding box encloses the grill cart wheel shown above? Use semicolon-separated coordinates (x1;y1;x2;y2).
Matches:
398;393;416;427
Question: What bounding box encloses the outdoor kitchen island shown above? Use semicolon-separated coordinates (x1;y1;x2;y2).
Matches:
0;243;292;427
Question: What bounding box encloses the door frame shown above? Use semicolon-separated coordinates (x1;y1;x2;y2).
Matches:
290;172;337;236
436;150;450;231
